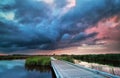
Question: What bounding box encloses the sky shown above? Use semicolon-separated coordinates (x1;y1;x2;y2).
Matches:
0;0;120;54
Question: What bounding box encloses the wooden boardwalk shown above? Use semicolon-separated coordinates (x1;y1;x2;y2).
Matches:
51;58;119;78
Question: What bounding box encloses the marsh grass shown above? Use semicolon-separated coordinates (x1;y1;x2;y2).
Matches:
55;55;74;63
1;54;120;67
25;56;51;66
72;54;120;67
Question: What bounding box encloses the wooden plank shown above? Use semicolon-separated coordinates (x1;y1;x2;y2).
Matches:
51;59;119;78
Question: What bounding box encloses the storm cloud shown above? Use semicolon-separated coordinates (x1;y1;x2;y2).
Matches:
0;0;120;52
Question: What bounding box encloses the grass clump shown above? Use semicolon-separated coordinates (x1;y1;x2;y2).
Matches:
25;56;51;66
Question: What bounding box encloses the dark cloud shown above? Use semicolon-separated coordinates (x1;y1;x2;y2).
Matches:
60;0;120;34
61;33;71;41
0;20;53;52
0;0;120;53
14;0;50;24
70;32;98;43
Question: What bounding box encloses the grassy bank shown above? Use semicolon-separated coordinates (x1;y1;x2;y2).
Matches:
25;56;51;66
25;56;74;66
55;55;74;63
72;54;120;67
0;54;120;67
0;55;29;60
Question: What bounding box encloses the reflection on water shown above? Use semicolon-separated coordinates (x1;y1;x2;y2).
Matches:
0;60;56;78
25;65;51;72
75;60;120;76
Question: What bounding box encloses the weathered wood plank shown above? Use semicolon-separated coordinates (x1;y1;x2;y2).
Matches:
51;58;119;78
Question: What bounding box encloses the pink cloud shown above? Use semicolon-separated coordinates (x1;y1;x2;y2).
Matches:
86;15;120;43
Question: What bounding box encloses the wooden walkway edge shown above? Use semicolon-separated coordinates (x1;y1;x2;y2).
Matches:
51;57;120;78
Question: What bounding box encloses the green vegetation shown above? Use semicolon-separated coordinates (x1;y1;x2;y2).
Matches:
72;54;120;67
55;55;74;63
0;55;29;60
25;55;74;66
25;56;51;66
0;54;120;67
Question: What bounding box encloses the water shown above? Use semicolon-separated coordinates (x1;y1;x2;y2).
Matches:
74;60;120;76
0;60;56;78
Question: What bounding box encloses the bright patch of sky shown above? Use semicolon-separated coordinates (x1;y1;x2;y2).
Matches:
0;0;15;5
0;12;15;21
34;0;54;4
60;0;76;17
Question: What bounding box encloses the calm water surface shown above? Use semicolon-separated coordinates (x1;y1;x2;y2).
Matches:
0;60;56;78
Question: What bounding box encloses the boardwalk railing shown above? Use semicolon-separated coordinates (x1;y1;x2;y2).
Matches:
51;61;64;78
51;57;120;78
64;60;120;78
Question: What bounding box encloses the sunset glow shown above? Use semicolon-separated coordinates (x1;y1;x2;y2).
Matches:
0;0;120;54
